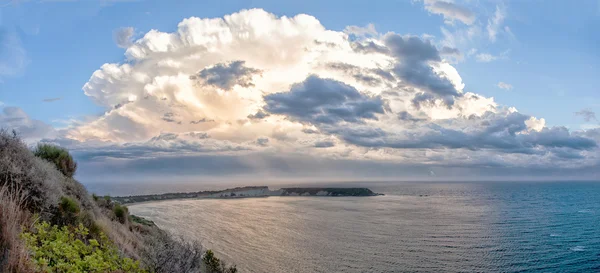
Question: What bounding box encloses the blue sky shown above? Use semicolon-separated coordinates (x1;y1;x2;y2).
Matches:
0;0;599;182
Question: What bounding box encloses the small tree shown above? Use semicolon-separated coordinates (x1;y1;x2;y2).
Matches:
33;144;77;178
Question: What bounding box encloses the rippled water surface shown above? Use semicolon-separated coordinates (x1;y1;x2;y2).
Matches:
128;182;600;272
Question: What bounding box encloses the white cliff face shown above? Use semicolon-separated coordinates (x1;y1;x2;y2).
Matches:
208;187;273;198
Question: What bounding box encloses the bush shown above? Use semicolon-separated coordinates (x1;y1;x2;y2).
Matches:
53;196;80;226
203;250;237;273
140;230;205;273
113;204;128;224
0;130;64;213
21;221;144;273
33;144;77;178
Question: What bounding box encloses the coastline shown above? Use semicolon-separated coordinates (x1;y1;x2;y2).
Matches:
114;186;383;205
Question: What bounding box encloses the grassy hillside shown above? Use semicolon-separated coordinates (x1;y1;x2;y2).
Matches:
0;130;236;273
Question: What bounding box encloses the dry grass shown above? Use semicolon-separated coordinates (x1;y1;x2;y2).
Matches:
0;185;34;272
95;213;144;260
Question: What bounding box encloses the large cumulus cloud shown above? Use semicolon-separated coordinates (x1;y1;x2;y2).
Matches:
10;8;594;180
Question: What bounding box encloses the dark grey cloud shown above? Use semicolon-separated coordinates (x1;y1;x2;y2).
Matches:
384;35;440;63
351;41;390;55
247;110;270;120
326;62;396;87
256;137;269;146
113;27;135;48
439;46;461;57
0;106;55;141
383;34;460;106
191;60;261;90
575;109;597;122
398;111;428;123
329;112;596;154
42;97;61;102
190;118;214;124
70;133;250;161
314;140;335;148
162;112;176;123
77;152;600;188
188;132;210;139
424;0;476;25
577;128;600;140
302;128;319;134
264;75;385;125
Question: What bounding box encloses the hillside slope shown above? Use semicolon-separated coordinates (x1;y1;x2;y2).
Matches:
0;130;236;273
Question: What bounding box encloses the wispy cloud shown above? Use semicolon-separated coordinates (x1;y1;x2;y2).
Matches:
113;27;135;48
497;82;513;90
0;28;29;78
42;97;62;102
575;109;597;122
476;53;497;62
487;4;507;42
475;50;509;62
423;0;476;25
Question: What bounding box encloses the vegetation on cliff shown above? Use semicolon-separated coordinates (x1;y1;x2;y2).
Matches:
0;130;236;273
280;187;379;196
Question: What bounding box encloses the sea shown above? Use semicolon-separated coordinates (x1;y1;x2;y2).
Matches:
121;181;600;272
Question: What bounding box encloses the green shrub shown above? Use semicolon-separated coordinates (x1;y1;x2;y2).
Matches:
21;221;144;273
53;196;80;226
33;144;77;178
113;204;128;224
203;250;237;273
130;215;155;227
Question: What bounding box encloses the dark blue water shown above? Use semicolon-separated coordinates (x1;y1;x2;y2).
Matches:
128;181;600;272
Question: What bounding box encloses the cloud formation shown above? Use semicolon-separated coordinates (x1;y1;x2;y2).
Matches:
0;28;29;77
42;97;62;102
190;61;261;90
575;109;597;122
497;82;513;90
264;75;385;125
487;5;506;42
113;27;135;48
0;107;55;141
476;53;497;62
1;8;593;180
423;0;476;25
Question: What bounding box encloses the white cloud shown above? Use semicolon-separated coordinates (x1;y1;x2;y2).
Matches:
476;53;497;62
0;29;29;78
423;0;476;25
344;23;377;38
0;106;56;142
497;82;513;90
5;8;591;180
525;116;545;132
487;4;506;42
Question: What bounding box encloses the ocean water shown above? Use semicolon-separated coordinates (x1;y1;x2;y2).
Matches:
128;181;600;272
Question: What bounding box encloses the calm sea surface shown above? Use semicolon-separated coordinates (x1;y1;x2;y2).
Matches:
128;181;600;272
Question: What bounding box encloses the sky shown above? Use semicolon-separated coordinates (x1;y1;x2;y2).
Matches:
0;0;599;183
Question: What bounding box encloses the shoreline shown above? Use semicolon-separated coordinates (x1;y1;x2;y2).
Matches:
114;186;383;205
